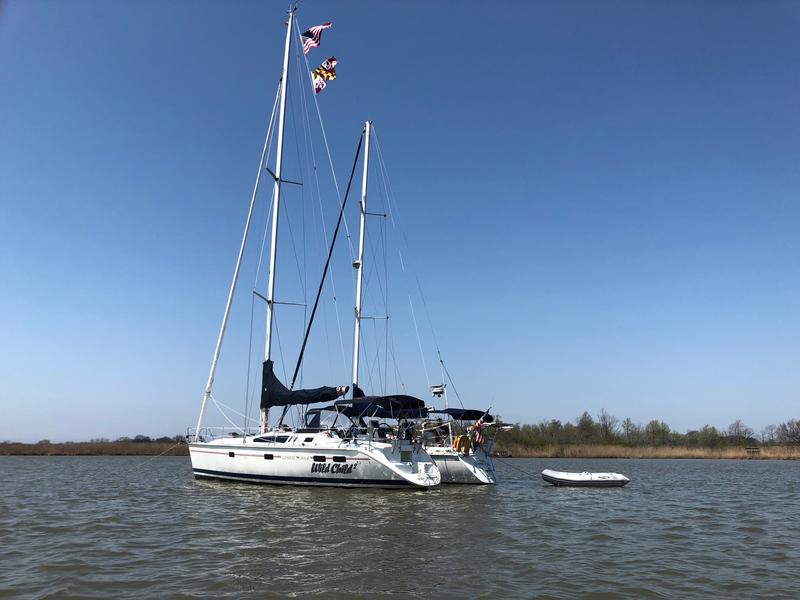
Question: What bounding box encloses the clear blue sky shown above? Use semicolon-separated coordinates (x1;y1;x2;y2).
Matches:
2;0;798;442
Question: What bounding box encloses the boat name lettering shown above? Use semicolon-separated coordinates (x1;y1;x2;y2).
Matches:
310;462;357;474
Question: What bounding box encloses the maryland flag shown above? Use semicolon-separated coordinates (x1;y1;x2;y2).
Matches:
312;56;337;94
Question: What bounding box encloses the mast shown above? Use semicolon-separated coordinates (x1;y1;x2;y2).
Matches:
351;120;371;393
261;7;294;432
193;90;283;441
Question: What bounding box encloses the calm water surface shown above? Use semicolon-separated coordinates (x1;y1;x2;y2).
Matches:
1;457;798;598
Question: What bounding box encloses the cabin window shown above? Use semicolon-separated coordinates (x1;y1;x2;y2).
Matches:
275;436;290;443
313;455;326;462
253;436;273;443
264;454;274;460
333;456;346;463
304;437;314;443
228;452;235;458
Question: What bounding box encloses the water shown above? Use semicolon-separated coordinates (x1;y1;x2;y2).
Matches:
1;457;798;599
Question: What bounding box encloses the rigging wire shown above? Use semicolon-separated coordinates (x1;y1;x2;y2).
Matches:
289;133;365;390
293;19;357;266
357;216;391;395
242;83;281;433
440;354;466;409
372;126;468;408
351;127;395;397
212;394;250;434
408;295;431;388
294;24;349;378
214;394;260;425
286;68;311;416
382;216;390;396
274;315;288;383
371;318;385;394
283;106;308;301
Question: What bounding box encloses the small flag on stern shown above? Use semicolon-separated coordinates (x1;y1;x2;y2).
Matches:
302;22;332;54
312;56;337;94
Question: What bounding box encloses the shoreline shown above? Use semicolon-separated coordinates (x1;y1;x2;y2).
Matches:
0;441;189;456
1;441;798;459
493;443;800;460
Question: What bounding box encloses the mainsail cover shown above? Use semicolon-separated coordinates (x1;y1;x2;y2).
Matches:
430;408;494;422
260;360;342;409
334;395;427;419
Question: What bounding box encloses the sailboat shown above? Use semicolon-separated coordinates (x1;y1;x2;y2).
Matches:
346;121;497;485
423;407;497;484
187;8;441;488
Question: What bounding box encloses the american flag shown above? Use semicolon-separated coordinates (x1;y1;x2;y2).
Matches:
473;415;486;446
302;22;332;55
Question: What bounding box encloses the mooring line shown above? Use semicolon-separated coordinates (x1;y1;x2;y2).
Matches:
493;456;541;480
129;441;186;471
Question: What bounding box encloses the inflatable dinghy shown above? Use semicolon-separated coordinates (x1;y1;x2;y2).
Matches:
542;469;629;487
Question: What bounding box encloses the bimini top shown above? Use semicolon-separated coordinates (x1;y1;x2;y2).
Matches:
334;395;427;419
429;408;494;422
260;360;343;409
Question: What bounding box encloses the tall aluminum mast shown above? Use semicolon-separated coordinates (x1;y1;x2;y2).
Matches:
351;120;371;394
260;8;295;432
193;56;284;440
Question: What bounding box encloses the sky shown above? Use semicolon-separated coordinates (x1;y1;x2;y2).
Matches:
1;0;799;442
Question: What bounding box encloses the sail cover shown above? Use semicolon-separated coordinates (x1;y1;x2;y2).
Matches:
260;360;342;409
335;395;426;419
429;408;494;422
338;403;428;420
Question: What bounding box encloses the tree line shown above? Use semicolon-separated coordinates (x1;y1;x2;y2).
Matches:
30;435;186;445
498;411;800;448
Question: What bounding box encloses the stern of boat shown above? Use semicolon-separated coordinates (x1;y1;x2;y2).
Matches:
428;445;496;484
363;442;441;487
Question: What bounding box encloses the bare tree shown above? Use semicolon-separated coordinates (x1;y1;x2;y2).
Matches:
777;420;800;444
760;425;777;444
597;409;620;442
621;417;641;443
727;420;754;440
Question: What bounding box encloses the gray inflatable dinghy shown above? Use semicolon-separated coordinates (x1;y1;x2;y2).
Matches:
542;469;630;487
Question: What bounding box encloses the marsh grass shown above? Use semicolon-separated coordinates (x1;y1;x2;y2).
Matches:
496;443;800;460
3;440;798;460
0;441;189;456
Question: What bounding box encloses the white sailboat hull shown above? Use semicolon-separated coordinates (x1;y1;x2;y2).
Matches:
189;436;441;488
426;446;496;484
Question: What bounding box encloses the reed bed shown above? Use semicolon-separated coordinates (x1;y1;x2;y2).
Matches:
3;441;798;460
0;441;189;456
496;443;800;460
